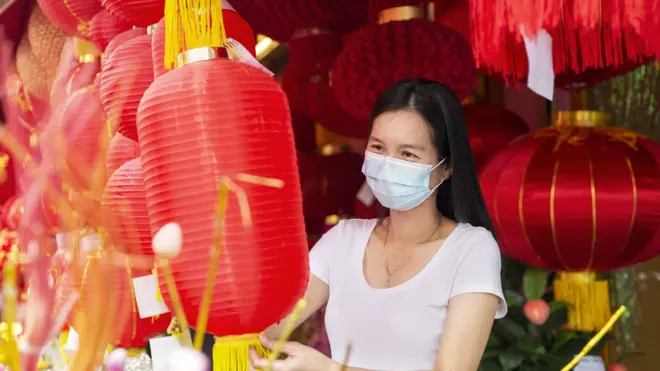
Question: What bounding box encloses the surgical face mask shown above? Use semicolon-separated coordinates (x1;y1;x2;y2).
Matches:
361;151;446;211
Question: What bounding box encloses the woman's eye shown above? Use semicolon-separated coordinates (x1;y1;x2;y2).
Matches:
369;144;384;151
402;151;419;159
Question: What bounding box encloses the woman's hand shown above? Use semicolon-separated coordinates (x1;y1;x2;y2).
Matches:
249;334;338;371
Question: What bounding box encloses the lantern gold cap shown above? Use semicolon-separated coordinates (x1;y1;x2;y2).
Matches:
177;47;221;67
378;5;425;24
553;110;611;128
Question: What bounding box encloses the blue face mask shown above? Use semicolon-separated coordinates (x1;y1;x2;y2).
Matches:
361;151;446;211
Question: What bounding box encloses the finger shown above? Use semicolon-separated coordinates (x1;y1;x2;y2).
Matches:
259;334;300;354
249;353;290;371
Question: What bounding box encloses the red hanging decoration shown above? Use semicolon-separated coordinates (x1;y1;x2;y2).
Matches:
137;56;308;337
100;34;154;142
151;18;167;78
480;111;660;271
106;133;140;177
2;197;23;230
50;38;102;109
101;0;164;28
104;28;148;63
102;158;154;260
331;1;477;120
88;10;133;51
463;104;530;171
36;0;102;37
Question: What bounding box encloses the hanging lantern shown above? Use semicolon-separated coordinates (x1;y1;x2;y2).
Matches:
16;37;57;101
151;18;167;78
101;0;164;28
88;10;133;51
104;28;148;63
480;111;660;332
290;110;316;152
101;158;153;260
137;4;307;368
106;133;140;177
36;0;102;37
100;34;154;141
26;6;67;68
462;104;530;171
50;38;102;109
47;86;106;192
331;1;477;120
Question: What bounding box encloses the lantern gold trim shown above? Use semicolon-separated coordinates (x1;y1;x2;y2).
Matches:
553;110;611;128
378;5;425;24
73;38;100;64
147;23;158;35
177;47;221;67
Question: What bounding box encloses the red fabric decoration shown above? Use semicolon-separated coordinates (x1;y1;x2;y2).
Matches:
106;133;140;176
102;158;153;260
49;42;101;109
104;28;147;63
4;71;48;129
462;104;530;171
100;34;154;142
47;86;106;191
137;58;308;336
36;0;102;37
88;10;132;51
331;20;477;120
151;17;167;78
480;123;660;271
101;0;164;28
229;0;368;42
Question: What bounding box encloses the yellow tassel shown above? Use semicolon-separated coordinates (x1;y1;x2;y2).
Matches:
164;0;228;69
72;37;100;63
59;329;70;364
167;318;181;339
212;334;268;371
554;272;611;332
152;266;164;302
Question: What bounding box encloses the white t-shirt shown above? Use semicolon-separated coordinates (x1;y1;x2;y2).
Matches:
309;219;507;371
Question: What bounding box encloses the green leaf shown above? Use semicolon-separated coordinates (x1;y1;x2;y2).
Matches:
482;350;500;360
552;329;579;350
523;268;549;300
499;350;525;371
478;358;501;371
541;306;568;332
496;317;528;341
549;300;571;312
486;334;504;349
505;289;526;308
539;353;574;370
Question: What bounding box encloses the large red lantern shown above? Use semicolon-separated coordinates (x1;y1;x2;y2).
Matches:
151;18;167;78
88;10;132;51
331;1;477;120
101;158;153;260
36;0;102;37
100;34;154;141
137;52;308;361
106;133;140;177
463;104;530;170
104;28;148;63
101;0;164;28
480;111;660;331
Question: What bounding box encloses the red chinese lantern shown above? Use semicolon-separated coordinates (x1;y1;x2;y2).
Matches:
102;158;153;260
137;49;307;369
463;104;530;171
50;38;102;109
106;133;140;177
88;10;133;51
36;0;102;37
101;0;164;28
46;86;106;191
331;1;477;120
480;111;660;331
100;34;154;141
151;18;167;78
104;28;147;63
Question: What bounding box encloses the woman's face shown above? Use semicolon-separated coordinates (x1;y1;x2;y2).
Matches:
366;110;451;187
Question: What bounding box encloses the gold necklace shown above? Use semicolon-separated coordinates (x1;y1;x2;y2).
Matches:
382;222;441;287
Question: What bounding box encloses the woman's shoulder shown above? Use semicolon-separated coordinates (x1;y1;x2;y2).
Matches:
313;218;377;252
333;218;379;234
452;223;499;254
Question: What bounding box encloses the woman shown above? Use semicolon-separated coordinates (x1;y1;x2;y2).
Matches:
250;78;507;371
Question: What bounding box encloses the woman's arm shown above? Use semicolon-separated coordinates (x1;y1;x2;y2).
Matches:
264;273;329;340
433;292;499;371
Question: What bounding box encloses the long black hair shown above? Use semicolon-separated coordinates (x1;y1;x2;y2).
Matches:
370;78;495;236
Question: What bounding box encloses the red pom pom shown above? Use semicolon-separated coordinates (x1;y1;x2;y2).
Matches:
331;20;477;120
88;10;132;51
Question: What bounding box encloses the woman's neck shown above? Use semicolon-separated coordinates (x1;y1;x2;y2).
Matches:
387;198;442;244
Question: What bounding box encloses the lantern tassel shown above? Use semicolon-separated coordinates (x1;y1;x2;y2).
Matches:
554;272;612;332
212;334;268;371
164;0;228;69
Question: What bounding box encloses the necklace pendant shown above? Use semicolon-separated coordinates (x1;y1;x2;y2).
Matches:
385;276;391;287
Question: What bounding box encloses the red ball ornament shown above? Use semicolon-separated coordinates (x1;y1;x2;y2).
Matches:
331;19;477;120
106;133;140;176
463;104;530;171
88;10;133;51
523;299;550;325
48;86;106;191
102;158;153;260
101;0;164;28
36;0;102;37
104;28;147;63
137;57;308;337
480;112;660;271
100;34;154;142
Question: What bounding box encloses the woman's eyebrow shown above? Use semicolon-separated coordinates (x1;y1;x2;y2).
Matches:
400;143;426;150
